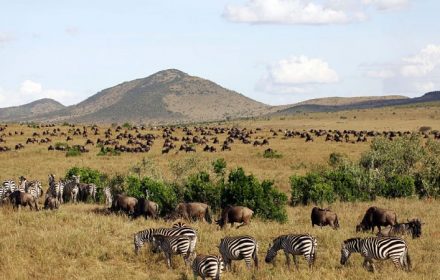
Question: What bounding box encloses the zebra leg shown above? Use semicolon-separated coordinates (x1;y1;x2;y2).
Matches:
293;255;299;270
284;252;291;268
165;252;172;269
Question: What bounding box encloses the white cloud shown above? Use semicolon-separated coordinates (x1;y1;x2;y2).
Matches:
224;0;353;25
65;26;80;36
400;44;440;77
364;44;440;95
0;80;78;107
257;56;339;94
363;0;409;11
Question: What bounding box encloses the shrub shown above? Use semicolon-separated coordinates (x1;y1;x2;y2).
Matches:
183;171;221;211
290;172;329;206
263;149;282;159
221;168;288;223
66;147;81;157
65;167;104;186
122;122;132;129
379;175;415;198
212;158;227;177
97;146;120;156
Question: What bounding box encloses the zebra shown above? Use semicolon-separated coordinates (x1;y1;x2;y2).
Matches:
25;180;43;200
192;254;225;280
17;177;26;193
218;235;258;271
1;180;16;201
152;234;196;268
134;225;197;255
47;174;64;203
265;234;317;269
340;237;411;272
62;175;79;203
103;186;112;208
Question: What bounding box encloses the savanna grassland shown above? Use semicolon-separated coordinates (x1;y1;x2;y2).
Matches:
1;102;440;280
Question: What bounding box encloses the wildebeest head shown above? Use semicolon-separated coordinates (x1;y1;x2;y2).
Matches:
408;218;423;238
215;219;225;228
355;223;369;232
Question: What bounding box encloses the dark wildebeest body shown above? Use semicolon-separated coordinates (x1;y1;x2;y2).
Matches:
216;206;254;229
174;202;212;223
44;196;60;210
7;190;39;211
377;219;423;239
311;207;339;229
135;198;159;219
356;206;397;233
111;194;138;216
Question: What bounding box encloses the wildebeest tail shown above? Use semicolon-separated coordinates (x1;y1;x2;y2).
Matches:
205;206;212;224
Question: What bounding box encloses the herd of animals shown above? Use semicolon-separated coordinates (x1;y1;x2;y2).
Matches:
0;123;439;155
1;173;423;279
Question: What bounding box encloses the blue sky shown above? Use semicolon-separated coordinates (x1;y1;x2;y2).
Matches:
1;0;439;107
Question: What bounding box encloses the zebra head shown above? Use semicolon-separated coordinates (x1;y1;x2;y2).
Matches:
151;234;165;253
72;175;80;184
48;174;55;185
340;238;362;265
172;221;187;228
265;236;283;263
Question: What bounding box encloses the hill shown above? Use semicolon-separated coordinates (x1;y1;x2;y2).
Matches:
28;69;270;124
296;95;408;106
0;98;65;122
271;91;440;116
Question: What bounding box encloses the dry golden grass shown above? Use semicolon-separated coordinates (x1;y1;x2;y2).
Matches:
0;199;438;280
1;103;440;279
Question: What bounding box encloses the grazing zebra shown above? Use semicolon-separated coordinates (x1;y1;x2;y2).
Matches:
340;237;411;272
218;235;258;271
103;186;112;207
152;234;196;268
134;225;197;255
62;175;79;203
47;174;64;203
265;234;317;269
17;177;26;193
192;254;225;280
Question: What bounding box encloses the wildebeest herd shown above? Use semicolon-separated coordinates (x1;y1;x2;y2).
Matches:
0;123;439;156
0;172;424;278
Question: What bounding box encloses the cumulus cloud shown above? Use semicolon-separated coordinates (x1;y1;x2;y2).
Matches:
363;0;409;11
0;80;77;107
257;56;339;94
364;44;440;95
224;0;354;25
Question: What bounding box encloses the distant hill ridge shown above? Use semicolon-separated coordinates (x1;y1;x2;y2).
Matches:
0;69;439;124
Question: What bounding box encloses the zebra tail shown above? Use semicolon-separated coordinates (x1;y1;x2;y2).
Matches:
406;250;412;272
253;243;259;269
205;206;212;224
215;257;222;280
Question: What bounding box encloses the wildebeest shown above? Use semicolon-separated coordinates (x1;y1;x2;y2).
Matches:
377;219;423;239
6;190;39;211
215;206;253;229
135;198;159;219
44;195;60;210
174;202;212;223
111;194;138;216
311;207;339;229
356;206;397;233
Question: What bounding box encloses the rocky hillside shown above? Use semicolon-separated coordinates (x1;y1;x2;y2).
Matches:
0;98;65;122
29;69;271;124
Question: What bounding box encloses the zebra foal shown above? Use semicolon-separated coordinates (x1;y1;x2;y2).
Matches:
265;234;317;269
192;254;225;280
218;235;258;271
340;237;411;272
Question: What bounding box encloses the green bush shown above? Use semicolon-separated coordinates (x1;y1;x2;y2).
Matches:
66;147;81;157
124;175;178;215
97;146;120;156
221;168;288;223
290;172;328;206
212;158;227;177
183;171;221;211
65;167;104;186
263;149;282;159
379;175;415;198
122;122;132;129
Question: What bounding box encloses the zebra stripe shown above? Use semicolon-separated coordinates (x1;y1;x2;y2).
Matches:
340;237;411;272
103;186;112;207
62;176;79;203
192;254;225;280
134;226;197;254
265;234;317;269
218;235;258;270
1;180;16;199
152;234;196;268
25;180;43;199
48;174;64;203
